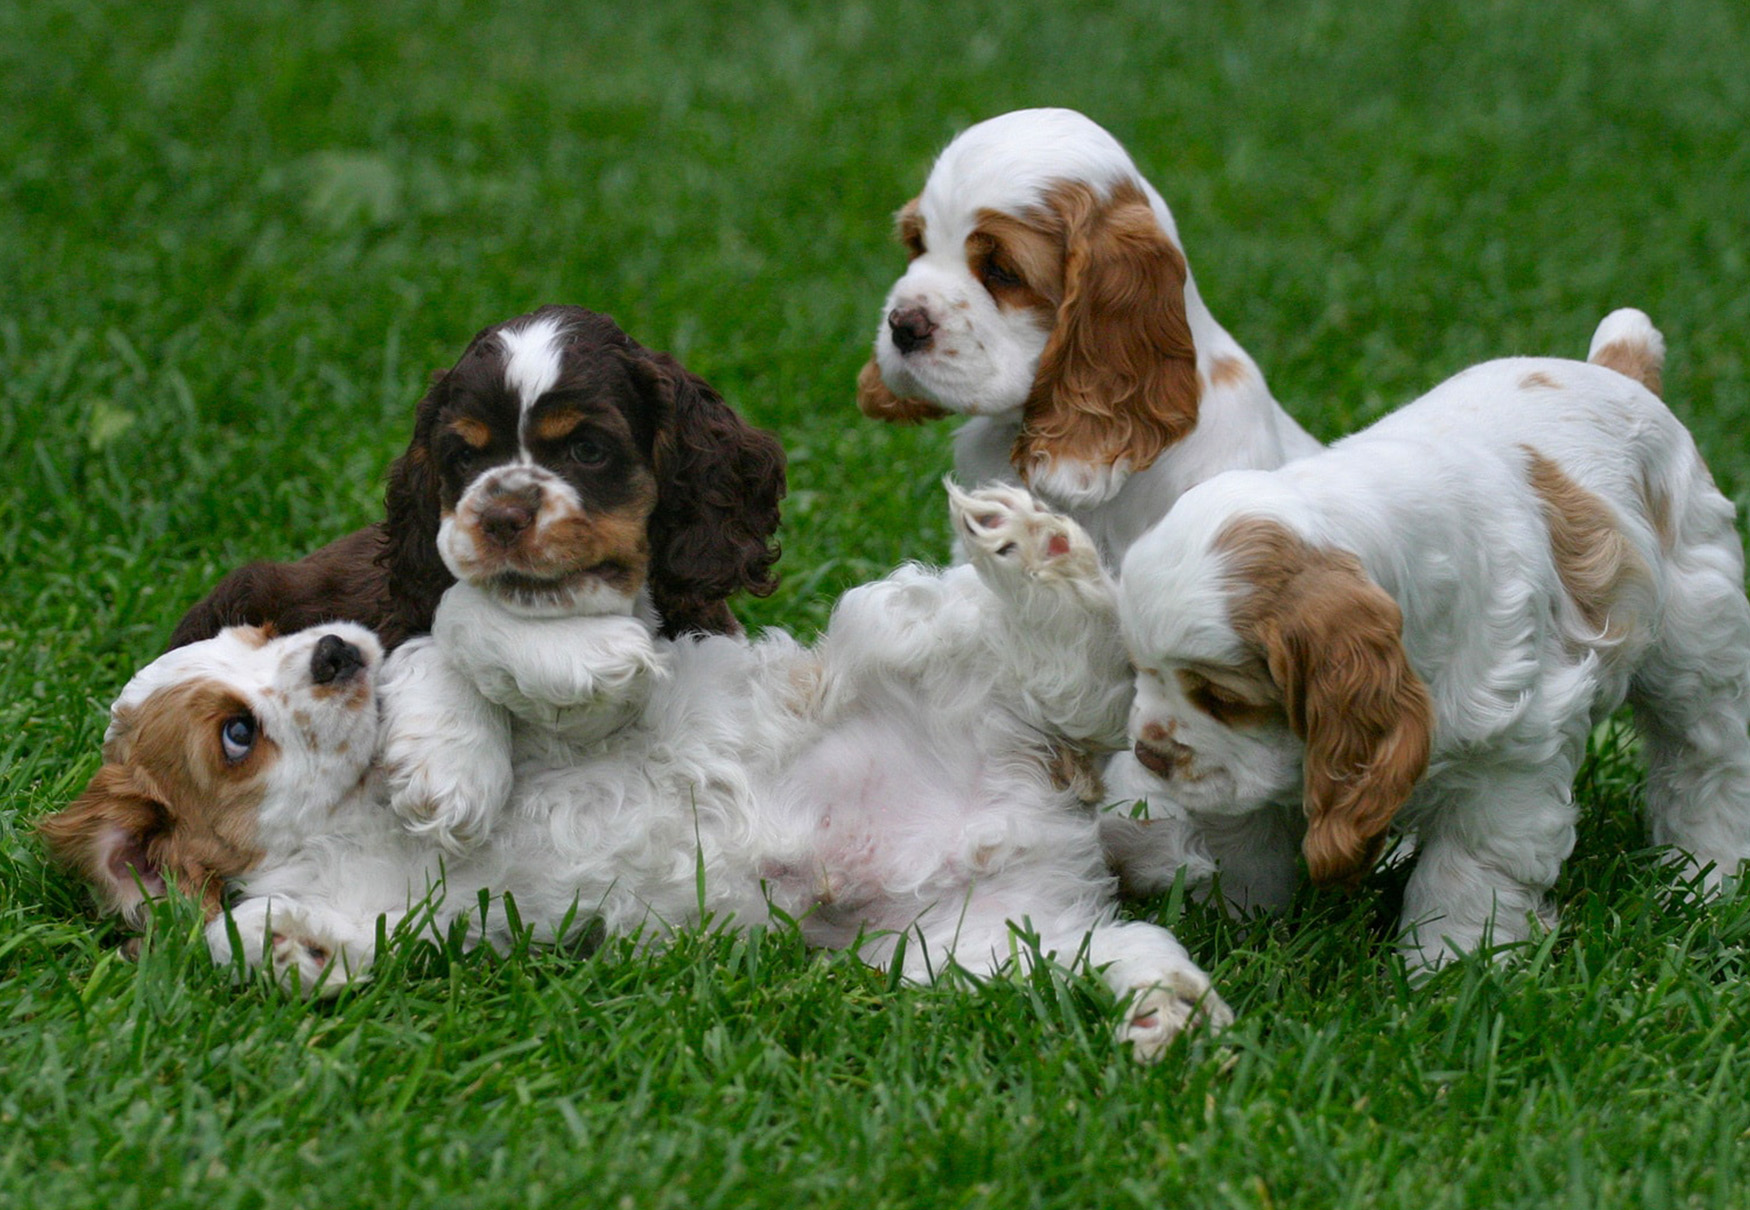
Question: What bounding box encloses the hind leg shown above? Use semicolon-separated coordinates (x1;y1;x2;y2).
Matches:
1631;548;1750;888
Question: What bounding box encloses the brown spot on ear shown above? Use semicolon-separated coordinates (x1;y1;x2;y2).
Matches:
1589;340;1663;398
1523;446;1653;646
1519;371;1563;391
895;197;926;260
1013;179;1201;483
1218;518;1433;887
1207;356;1251;390
856;357;948;424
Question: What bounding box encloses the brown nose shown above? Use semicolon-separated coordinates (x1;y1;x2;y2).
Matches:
887;306;936;354
1134;732;1194;780
479;487;541;547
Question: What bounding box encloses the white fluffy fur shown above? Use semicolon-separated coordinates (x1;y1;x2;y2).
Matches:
1114;310;1750;971
166;486;1226;1059
870;107;1321;562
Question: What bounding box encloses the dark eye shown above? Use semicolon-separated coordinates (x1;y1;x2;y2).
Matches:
982;258;1022;290
441;441;480;481
220;714;257;763
568;435;610;468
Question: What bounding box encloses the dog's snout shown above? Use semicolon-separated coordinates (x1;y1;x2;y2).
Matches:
310;634;366;686
887;306;936;355
479;487;542;547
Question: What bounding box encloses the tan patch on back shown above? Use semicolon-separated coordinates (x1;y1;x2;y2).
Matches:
1518;371;1563;391
1012;178;1201;479
1216;517;1433;887
1207;355;1251;390
1589;339;1663;398
1523;447;1652;643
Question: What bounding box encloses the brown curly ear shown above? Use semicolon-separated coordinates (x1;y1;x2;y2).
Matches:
626;350;786;637
379;374;457;644
856;355;948;424
38;766;228;924
1014;179;1200;487
1222;520;1433;887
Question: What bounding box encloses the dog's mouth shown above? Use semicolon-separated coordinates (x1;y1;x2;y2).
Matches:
482;560;641;606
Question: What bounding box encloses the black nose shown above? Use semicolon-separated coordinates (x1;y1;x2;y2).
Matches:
310;635;366;686
479;487;541;546
887;306;936;355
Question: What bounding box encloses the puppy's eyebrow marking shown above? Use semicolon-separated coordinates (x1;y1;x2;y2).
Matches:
497;314;568;413
531;408;585;444
448;417;491;449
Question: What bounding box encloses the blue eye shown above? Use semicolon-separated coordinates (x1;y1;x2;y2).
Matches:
221;714;257;763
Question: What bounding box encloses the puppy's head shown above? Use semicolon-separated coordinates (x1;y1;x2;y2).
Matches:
857;108;1201;507
383;306;785;637
39;624;383;924
1118;486;1433;887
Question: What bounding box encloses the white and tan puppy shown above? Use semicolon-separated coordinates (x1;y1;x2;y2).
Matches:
43;488;1228;1060
858;107;1321;564
1110;309;1750;970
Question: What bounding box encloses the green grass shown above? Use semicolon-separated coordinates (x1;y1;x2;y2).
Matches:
5;1;1750;1206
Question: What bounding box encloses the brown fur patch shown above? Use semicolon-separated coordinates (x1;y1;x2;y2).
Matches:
1207;355;1251;390
1174;667;1280;729
1217;517;1433;887
968;207;1064;319
1046;741;1107;804
895;197;925;260
531;408;586;444
1589;339;1663;398
40;679;273;920
448;416;491;449
1518;371;1563;391
1523;447;1652;644
1011;179;1201;481
855;356;948;423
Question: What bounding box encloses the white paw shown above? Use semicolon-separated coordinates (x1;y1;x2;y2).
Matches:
1116;966;1234;1063
385;738;512;853
209;902;367;997
947;481;1102;585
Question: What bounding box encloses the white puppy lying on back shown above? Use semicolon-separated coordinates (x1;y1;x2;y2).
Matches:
43;487;1228;1060
1106;309;1750;971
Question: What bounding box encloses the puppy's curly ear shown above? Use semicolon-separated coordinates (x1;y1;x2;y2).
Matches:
380;373;458;644
626;349;786;637
1014;180;1201;503
38;767;227;924
1223;520;1433;887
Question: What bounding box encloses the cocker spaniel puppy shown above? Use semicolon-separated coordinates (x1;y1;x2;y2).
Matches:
857;107;1320;564
1108;309;1750;970
43;487;1229;1061
168;306;785;649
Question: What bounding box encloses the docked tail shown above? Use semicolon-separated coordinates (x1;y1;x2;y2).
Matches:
1588;307;1666;398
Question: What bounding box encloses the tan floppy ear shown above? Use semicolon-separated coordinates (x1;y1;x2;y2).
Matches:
856;356;949;424
1255;554;1434;887
1013;180;1200;487
38;765;226;924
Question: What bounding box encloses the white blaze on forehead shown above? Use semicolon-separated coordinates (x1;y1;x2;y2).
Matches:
496;314;570;414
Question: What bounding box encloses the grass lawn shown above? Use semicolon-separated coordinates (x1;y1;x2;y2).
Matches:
5;1;1750;1206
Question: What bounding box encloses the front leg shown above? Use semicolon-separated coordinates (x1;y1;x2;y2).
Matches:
207;898;386;997
379;637;514;852
435;583;664;740
948;481;1133;745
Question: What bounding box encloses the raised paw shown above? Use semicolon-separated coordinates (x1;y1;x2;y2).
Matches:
946;480;1102;585
385;735;512;854
1116;966;1234;1063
